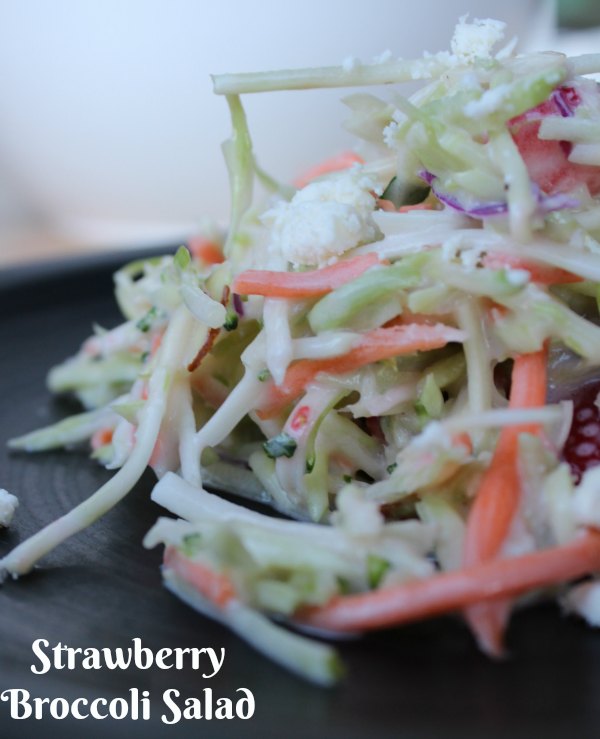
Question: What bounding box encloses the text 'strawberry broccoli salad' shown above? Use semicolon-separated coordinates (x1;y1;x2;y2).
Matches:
6;16;600;685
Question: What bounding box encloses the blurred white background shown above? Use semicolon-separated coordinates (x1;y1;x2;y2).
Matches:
0;0;579;264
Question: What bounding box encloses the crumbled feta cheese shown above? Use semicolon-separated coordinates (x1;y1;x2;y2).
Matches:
262;169;381;267
451;16;506;63
410;58;437;80
383;107;410;149
564;580;600;627
571;465;600;528
0;489;18;528
382;121;399;149
464;82;512;118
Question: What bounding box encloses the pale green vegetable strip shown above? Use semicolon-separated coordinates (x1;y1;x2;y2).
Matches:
8;407;116;452
456;299;492;415
488;129;537;241
416;373;444;420
538;117;600;144
248;451;302;516
308;255;428;333
499;285;600;361
569;144;600;167
164;572;343;686
222;94;254;257
416;495;465;571
1;306;194;576
212;57;446;95
568;53;600;76
48;355;141;393
304;447;330;523
440;263;527;299
425;352;466;390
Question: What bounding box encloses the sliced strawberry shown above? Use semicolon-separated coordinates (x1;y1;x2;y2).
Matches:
562;379;600;482
510;86;600;196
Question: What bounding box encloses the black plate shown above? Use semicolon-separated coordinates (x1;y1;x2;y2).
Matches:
0;250;599;739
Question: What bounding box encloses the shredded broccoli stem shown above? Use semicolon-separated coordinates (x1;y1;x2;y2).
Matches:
222;94;254;258
568;53;600;76
212;57;447;95
1;306;195;576
455;299;493;415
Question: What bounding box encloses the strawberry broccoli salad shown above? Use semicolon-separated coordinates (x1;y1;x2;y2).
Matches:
5;17;600;684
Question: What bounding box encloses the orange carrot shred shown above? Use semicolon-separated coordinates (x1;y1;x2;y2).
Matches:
257;323;465;419
233;254;380;299
164;546;236;609
483;253;582;285
462;346;548;654
297;529;600;633
188;236;224;265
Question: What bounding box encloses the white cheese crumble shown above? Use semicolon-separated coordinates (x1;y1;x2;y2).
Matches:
0;489;18;528
463;82;512;118
382;121;398;149
262;168;381;267
450;16;506;63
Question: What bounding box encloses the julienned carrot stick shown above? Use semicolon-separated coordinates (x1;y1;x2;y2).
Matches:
463;349;548;565
188;237;225;265
233;254;380;298
297;529;600;633
483;253;582;285
506;347;548;411
462;347;548;654
257;323;466;419
294;151;363;189
164;546;236;608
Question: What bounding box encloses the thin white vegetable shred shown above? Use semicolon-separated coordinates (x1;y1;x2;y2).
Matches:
5;16;600;685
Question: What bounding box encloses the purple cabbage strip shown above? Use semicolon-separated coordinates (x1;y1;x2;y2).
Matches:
414;85;582;219
539;192;580;212
418;170;508;216
551;88;575;118
232;293;245;317
419;170;436;186
418;170;579;218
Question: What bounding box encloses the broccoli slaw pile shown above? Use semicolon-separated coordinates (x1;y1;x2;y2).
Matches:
7;17;600;684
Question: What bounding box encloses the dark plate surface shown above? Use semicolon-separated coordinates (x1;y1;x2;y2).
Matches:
0;250;599;739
